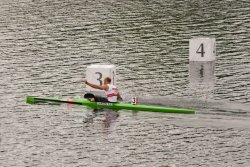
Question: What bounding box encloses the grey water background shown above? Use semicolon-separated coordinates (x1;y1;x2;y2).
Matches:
0;0;250;166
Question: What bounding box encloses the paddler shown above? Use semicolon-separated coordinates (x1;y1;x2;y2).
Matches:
83;77;123;102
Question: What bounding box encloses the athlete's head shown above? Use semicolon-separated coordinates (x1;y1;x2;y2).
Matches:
104;77;111;84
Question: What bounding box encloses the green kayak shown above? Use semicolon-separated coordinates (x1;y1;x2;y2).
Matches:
26;96;195;114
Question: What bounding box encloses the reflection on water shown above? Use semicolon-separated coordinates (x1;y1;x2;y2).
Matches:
188;61;215;100
83;109;119;128
189;61;215;84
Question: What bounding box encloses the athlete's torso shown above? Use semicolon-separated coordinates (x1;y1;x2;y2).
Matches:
105;84;118;102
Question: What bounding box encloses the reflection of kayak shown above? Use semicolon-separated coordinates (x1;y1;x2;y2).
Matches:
26;96;195;114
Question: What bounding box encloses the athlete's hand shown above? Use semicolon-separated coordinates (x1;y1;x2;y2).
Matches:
118;96;123;101
83;79;88;84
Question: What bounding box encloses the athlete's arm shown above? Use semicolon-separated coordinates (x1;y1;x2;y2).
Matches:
83;80;109;91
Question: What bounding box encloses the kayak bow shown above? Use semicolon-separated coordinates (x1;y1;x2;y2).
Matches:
26;96;195;114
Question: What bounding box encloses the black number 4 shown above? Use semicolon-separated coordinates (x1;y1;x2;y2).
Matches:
196;43;205;57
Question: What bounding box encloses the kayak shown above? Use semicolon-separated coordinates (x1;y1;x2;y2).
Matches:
26;96;195;114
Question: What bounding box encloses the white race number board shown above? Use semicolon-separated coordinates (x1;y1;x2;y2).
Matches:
189;37;216;61
86;64;116;93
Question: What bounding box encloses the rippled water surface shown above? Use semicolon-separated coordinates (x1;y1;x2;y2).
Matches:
0;0;250;166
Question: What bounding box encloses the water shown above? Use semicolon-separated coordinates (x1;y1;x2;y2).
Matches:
0;0;250;166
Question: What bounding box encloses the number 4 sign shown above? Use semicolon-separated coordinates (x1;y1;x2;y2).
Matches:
197;43;205;57
189;37;216;61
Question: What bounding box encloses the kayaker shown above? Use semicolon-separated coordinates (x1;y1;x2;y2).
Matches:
83;77;123;102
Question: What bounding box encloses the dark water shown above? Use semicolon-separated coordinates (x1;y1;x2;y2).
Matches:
0;0;250;166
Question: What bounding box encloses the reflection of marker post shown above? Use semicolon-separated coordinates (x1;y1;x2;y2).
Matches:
189;61;215;84
86;64;116;96
189;37;216;100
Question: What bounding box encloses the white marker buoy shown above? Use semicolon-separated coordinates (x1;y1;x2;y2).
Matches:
86;64;116;96
189;37;216;61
